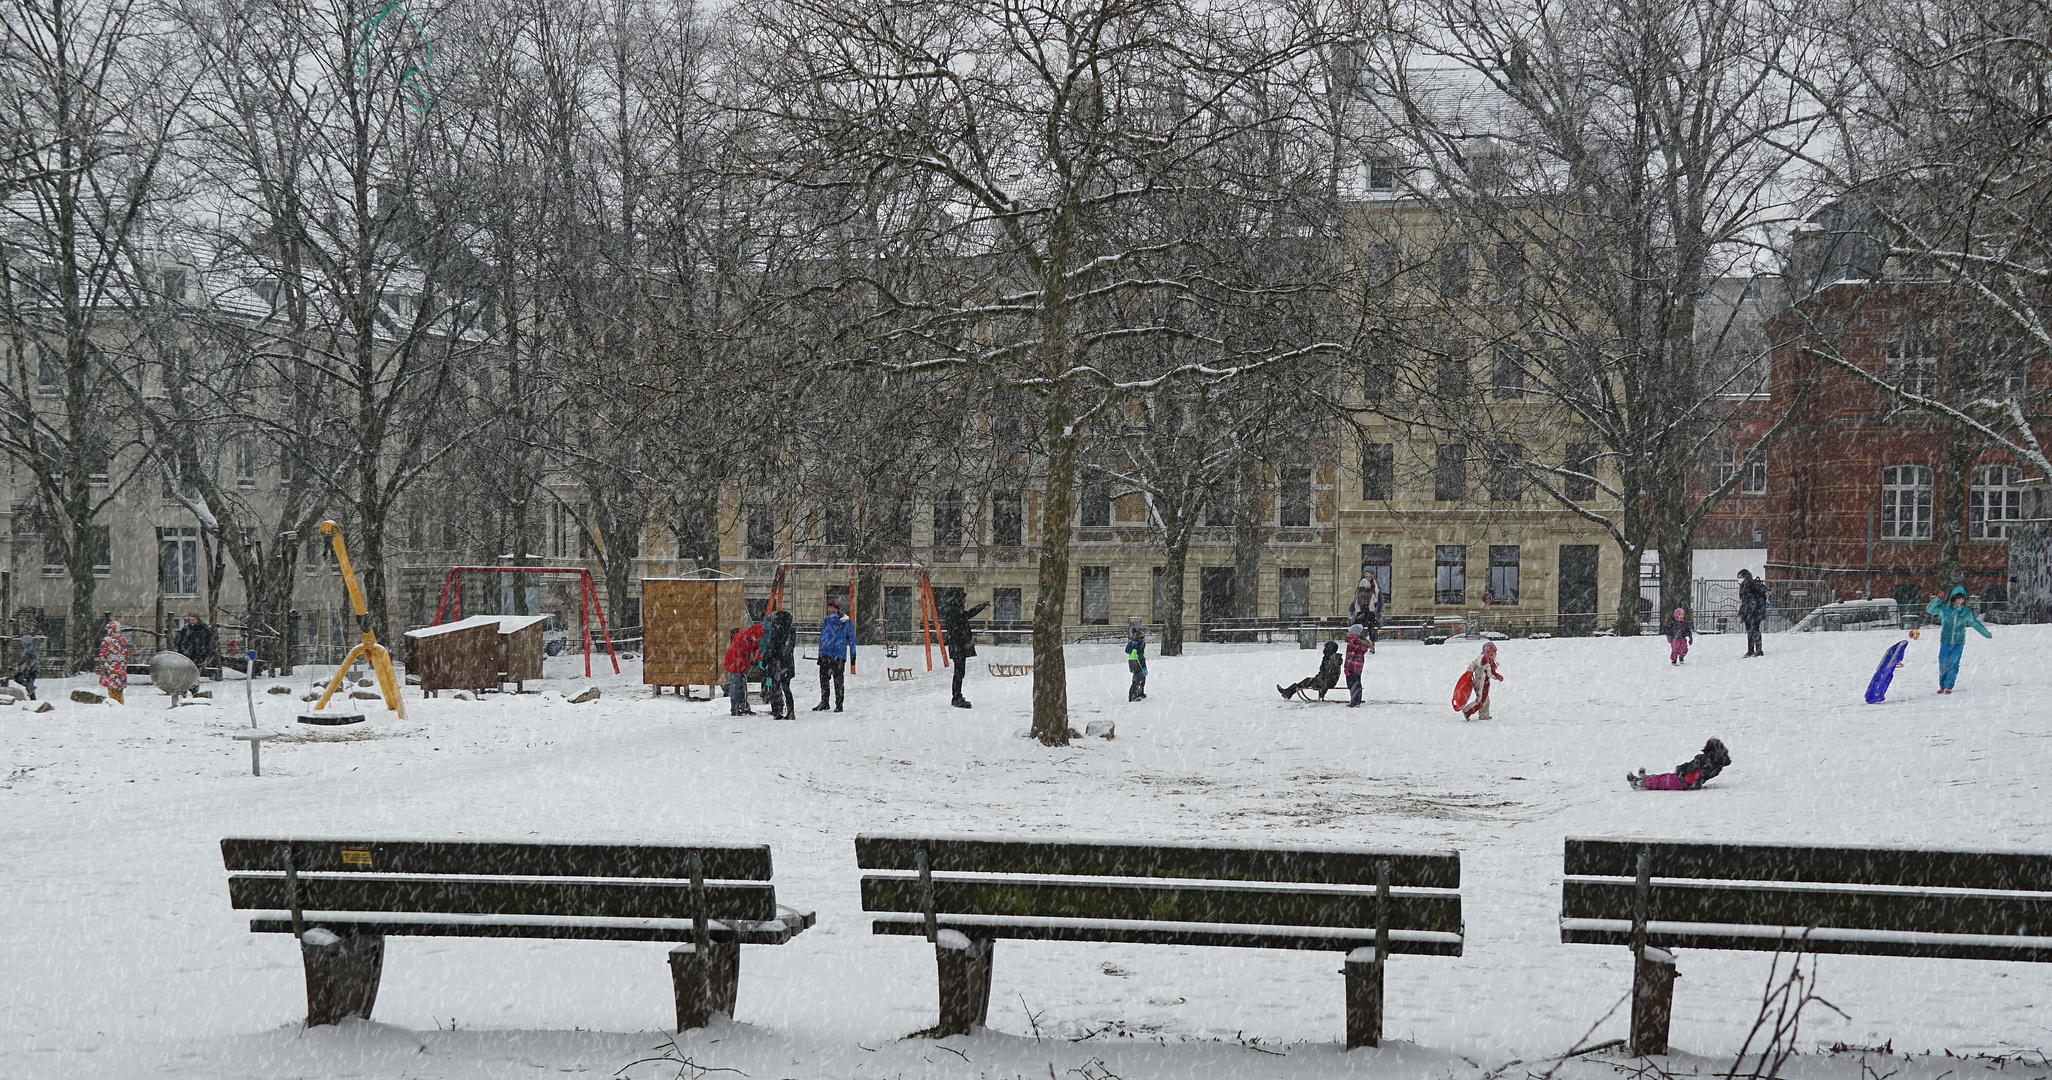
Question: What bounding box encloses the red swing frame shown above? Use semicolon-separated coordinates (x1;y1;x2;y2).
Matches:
429;566;621;678
765;562;945;672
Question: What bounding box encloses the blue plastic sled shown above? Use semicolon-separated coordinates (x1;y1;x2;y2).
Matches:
1864;640;1910;704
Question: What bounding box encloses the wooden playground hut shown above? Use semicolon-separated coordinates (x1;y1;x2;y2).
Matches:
403;614;550;696
429;565;620;677
641;571;747;696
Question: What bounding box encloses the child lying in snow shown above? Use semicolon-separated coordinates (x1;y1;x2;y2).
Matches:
1628;738;1730;790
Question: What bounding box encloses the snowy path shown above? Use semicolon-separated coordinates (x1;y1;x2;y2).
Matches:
2;628;2047;1078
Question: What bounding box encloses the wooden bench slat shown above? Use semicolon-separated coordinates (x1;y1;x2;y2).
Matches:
1563;878;2052;938
872;913;1464;954
229;874;779;922
855;835;1459;888
249;912;814;945
1563;837;2052;892
221;838;775;880
1560;917;2052;962
861;873;1462;933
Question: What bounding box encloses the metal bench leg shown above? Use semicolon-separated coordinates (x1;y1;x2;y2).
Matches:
301;932;385;1026
669;941;741;1030
934;936;993;1036
1344;947;1382;1048
1630;947;1676;1056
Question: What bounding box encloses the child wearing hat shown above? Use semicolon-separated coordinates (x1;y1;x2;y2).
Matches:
1461;641;1502;720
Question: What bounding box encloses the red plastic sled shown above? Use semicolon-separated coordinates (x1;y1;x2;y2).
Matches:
1451;671;1474;712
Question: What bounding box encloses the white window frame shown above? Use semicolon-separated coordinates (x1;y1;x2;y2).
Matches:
1879;465;1933;540
1969;465;2025;540
162;526;200;597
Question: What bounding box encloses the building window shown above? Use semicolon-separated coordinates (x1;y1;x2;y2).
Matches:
1487;545;1520;605
1280;467;1313;527
1362;443;1394;501
1885;339;1938;397
746;507;776;559
1879;465;1933;540
1564;443;1597;501
992;490;1022;546
1434;545;1467;605
1491;342;1525;398
1488;443;1524;502
1969;465;2025;540
1079;566;1111;625
162;269;187;302
1436;356;1469;399
1080;482;1112;528
87;441;110;487
1742;457;1766;495
162;526;199;596
1360;545;1392;608
993;587;1023;625
1438;242;1469;298
235;438;258;488
1203;486;1235;527
1279;567;1311;619
933;489;963;546
1435;444;1467;501
1364;243;1398;295
42;528;62;575
1493;242;1527;299
36;343;61;394
1366;157;1400;192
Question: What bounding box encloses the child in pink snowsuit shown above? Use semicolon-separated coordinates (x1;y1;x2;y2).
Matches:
1630;738;1730;790
1664;608;1693;664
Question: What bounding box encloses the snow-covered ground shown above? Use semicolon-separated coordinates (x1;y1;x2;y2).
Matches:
3;627;2048;1080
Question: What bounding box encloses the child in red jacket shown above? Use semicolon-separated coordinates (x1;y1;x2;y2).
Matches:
722;624;764;715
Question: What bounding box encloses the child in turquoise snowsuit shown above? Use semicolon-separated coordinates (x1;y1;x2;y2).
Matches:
1924;586;1991;693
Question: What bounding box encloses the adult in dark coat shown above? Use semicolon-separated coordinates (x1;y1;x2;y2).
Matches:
940;596;988;708
763;609;797;719
11;634;37;700
174;614;215;680
1737;569;1768;657
1277;640;1343;700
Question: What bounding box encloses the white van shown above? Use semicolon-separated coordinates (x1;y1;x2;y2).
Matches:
1787;598;1902;632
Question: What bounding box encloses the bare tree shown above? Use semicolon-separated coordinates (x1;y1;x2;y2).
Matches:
0;0;194;667
1355;0;1845;631
738;0;1357;742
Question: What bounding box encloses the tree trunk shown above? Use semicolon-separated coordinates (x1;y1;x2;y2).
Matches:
1158;514;1192;657
66;529;98;675
1031;418;1079;746
358;508;391;642
1656;513;1694;632
1935;427;1976;592
1232;461;1265;620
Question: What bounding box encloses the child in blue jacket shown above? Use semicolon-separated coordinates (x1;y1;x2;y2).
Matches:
1924;586;1991;694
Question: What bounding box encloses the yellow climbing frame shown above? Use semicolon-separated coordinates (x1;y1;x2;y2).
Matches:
311;520;407;718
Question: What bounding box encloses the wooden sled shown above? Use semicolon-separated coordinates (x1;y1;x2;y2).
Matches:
987;663;1032;677
887;667;914;681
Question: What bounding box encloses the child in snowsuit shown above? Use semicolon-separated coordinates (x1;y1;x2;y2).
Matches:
1125;626;1147;701
98;619;130;704
1278;640;1344;700
1343;625;1369;707
1461;640;1502;720
11;634;37;700
1629;738;1731;790
722;624;763;715
1664;607;1694;664
1925;586;1992;694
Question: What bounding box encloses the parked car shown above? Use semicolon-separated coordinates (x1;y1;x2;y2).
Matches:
1787;598;1901;632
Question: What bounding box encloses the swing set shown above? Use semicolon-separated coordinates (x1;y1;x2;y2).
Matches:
765;562;946;673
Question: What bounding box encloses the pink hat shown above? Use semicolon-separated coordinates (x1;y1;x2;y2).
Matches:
1481;641;1497;656
1673;607;1684;619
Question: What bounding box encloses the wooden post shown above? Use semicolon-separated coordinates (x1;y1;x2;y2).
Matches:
669;940;741;1030
1344;947;1383;1048
1628;847;1675;1056
916;847;937;943
934;935;993;1036
301;931;385;1025
1631;947;1676;1055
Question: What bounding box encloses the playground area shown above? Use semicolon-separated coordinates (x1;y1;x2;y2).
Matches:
2;626;2048;1079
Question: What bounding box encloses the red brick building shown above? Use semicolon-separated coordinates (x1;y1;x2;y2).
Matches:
1763;282;2052;607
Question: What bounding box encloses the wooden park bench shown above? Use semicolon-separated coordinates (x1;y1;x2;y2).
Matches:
222;837;815;1029
856;835;1463;1046
1560;837;2052;1055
